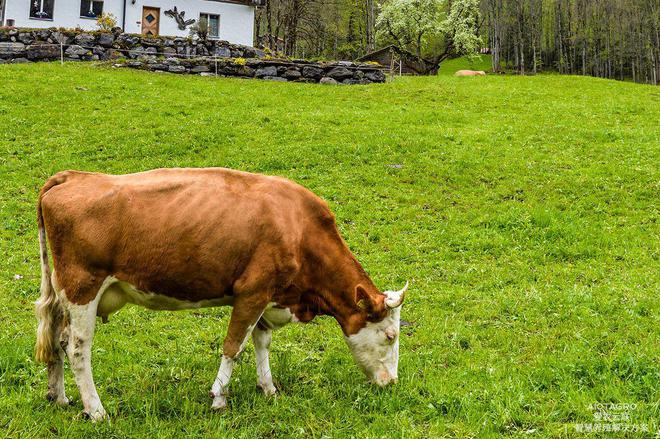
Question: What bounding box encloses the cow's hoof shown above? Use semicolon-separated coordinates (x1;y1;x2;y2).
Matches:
257;384;277;397
56;396;71;407
211;396;228;411
46;393;70;406
81;407;108;422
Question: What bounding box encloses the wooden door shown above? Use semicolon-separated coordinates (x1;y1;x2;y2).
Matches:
141;7;160;36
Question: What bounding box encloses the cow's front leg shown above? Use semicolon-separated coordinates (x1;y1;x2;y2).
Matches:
210;295;268;410
65;296;106;421
210;355;239;410
252;325;277;396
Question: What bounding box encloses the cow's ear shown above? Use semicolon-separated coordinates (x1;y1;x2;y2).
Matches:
355;285;374;313
355;285;385;318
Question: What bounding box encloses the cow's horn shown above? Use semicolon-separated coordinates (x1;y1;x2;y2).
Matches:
385;281;408;308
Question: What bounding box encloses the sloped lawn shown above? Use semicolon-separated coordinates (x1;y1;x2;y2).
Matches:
0;62;658;437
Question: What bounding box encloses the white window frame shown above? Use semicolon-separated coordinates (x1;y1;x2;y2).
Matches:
79;0;103;19
199;12;220;39
29;0;54;20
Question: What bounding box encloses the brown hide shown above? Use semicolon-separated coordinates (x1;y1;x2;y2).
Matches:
39;168;387;338
454;70;486;77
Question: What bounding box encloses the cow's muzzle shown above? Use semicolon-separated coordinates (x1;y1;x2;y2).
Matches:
371;371;398;387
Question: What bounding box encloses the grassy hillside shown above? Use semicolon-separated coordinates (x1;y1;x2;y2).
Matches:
0;63;658;438
439;55;492;75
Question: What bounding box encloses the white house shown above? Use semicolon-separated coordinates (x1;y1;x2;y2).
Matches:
0;0;260;46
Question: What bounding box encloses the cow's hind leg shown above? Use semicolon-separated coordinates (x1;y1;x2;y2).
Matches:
46;303;70;406
63;277;111;421
252;325;277;396
37;270;70;406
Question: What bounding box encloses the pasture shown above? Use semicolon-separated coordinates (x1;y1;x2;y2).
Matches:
0;62;658;437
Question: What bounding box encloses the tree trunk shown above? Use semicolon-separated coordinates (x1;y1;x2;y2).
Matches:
365;0;375;52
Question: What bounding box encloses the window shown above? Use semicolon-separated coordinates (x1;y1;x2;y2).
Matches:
199;13;219;39
80;0;103;18
29;0;54;19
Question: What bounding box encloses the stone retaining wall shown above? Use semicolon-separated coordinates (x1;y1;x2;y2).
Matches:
0;27;387;84
114;57;386;84
0;27;263;62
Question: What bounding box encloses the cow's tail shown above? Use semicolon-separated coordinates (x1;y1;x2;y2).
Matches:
35;172;69;364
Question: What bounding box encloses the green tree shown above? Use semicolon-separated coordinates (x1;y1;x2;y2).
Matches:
376;0;482;74
481;0;659;84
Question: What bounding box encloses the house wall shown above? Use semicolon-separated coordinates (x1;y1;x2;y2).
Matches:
125;0;254;45
3;0;125;30
2;0;254;46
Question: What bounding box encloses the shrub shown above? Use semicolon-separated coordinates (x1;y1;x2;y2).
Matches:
96;13;117;32
189;17;208;41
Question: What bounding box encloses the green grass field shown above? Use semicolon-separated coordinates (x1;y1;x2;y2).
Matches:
438;56;492;75
0;62;658;438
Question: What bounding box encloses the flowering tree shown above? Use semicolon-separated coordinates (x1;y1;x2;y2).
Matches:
376;0;482;74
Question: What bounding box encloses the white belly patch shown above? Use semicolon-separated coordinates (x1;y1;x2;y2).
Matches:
259;304;299;330
96;276;234;319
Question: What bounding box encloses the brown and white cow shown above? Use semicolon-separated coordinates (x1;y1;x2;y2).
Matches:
454;70;487;77
35;168;407;421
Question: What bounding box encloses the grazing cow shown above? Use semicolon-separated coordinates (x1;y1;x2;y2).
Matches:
454;70;487;77
35;168;407;421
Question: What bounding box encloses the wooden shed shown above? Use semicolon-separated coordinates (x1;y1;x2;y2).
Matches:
356;45;438;75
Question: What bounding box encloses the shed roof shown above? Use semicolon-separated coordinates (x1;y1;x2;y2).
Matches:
356;45;397;62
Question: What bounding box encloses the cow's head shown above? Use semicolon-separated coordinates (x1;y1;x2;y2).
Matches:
345;282;408;386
